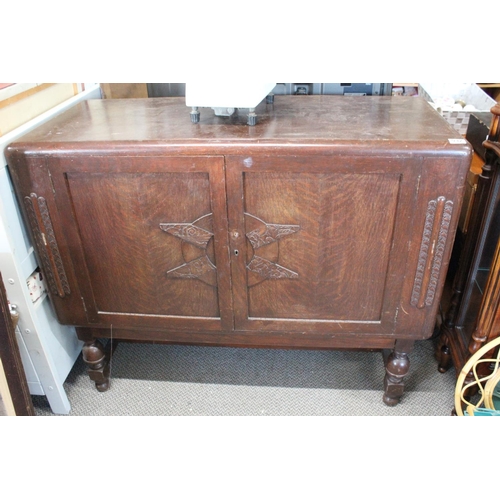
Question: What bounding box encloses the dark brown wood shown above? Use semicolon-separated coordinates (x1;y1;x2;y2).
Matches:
437;340;452;373
81;338;117;392
383;339;414;406
100;83;148;99
5;96;472;405
437;104;500;381
77;326;398;350
0;273;35;416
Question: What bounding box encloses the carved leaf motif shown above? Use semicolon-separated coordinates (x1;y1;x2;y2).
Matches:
246;224;300;250
160;213;217;286
160;223;213;248
167;255;216;279
244;214;300;283
247;256;298;279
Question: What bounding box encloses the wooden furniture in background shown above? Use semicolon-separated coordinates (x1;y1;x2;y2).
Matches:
0;272;35;416
437;104;500;385
6;96;471;406
100;83;148;99
477;84;500;102
0;83;84;137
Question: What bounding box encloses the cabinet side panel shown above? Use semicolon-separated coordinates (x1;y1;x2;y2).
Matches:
398;154;471;339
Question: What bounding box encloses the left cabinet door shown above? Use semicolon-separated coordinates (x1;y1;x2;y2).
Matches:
18;154;232;333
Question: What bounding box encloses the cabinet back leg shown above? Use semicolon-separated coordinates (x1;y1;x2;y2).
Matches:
436;332;453;373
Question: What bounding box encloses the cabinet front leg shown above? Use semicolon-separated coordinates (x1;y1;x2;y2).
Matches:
383;340;413;406
82;339;112;392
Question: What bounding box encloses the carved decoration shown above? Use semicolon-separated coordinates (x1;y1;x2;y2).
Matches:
411;197;453;308
159;223;213;249
245;213;299;283
247;256;298;279
37;197;71;296
24;193;70;298
160;213;217;286
246;224;300;250
167;255;216;279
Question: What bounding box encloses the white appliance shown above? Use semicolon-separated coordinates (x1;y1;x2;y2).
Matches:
0;84;102;414
185;82;276;125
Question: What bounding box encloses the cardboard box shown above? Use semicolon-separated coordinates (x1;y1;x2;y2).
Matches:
418;83;496;135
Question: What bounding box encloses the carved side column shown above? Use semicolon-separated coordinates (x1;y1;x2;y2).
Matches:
383;339;414;406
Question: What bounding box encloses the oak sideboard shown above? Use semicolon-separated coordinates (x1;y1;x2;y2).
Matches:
5;96;472;406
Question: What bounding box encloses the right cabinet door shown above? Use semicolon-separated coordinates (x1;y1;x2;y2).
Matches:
226;154;446;337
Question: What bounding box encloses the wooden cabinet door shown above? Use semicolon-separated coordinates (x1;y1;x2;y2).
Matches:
36;155;232;332
226;154;433;337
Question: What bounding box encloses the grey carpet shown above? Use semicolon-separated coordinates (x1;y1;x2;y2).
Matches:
32;337;457;416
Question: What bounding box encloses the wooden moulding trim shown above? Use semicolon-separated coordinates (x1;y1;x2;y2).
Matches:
80;326;399;350
9;142;473;159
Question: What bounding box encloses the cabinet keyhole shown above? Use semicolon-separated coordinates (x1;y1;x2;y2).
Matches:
234;249;239;256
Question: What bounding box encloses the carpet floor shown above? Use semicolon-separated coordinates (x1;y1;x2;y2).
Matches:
31;336;457;416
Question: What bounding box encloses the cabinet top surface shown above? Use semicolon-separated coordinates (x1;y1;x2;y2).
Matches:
9;96;469;153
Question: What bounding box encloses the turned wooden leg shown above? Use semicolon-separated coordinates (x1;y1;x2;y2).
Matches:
82;339;112;392
438;344;452;373
383;340;413;406
436;332;453;373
